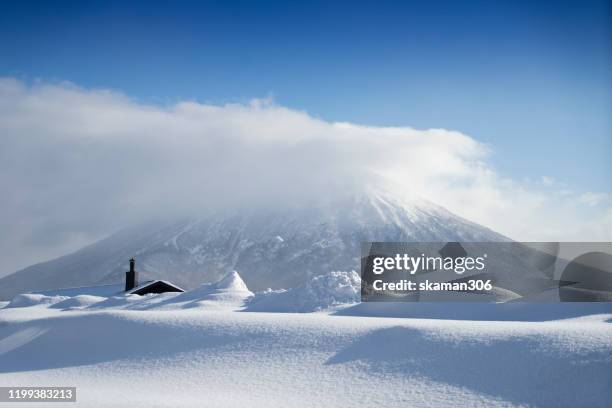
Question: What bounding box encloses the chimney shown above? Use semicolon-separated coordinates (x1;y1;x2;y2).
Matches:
125;257;139;291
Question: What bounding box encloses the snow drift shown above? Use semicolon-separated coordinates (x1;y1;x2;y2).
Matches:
155;270;254;310
6;294;68;309
50;295;107;310
246;271;360;312
1;302;611;408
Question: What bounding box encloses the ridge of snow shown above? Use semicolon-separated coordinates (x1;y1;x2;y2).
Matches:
50;295;106;310
6;294;69;308
246;271;360;313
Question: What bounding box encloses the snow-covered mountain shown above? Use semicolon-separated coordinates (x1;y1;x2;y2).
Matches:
0;191;506;299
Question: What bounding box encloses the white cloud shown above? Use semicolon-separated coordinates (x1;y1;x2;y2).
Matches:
0;78;610;275
579;192;608;207
541;175;555;186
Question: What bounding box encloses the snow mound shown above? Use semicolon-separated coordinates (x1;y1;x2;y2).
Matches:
6;294;69;308
83;292;183;311
121;292;183;310
213;270;250;292
87;294;150;309
153;271;254;310
246;271;360;313
49;295;106;310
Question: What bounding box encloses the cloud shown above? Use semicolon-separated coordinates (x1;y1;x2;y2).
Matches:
540;176;555;186
0;78;610;276
579;192;609;207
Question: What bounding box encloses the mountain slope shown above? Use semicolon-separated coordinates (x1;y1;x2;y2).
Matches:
0;191;507;299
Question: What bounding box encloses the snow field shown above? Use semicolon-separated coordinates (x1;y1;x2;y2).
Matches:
0;271;610;407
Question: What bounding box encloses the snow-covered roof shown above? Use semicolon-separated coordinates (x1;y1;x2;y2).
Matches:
127;280;185;295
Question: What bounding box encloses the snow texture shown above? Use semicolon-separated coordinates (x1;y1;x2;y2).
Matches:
1;301;611;408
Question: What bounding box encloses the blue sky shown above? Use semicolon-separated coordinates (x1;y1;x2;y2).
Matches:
0;0;610;192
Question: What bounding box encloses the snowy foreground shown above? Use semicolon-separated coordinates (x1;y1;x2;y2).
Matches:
1;273;611;408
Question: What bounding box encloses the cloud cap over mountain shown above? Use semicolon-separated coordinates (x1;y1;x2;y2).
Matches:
0;78;610;276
